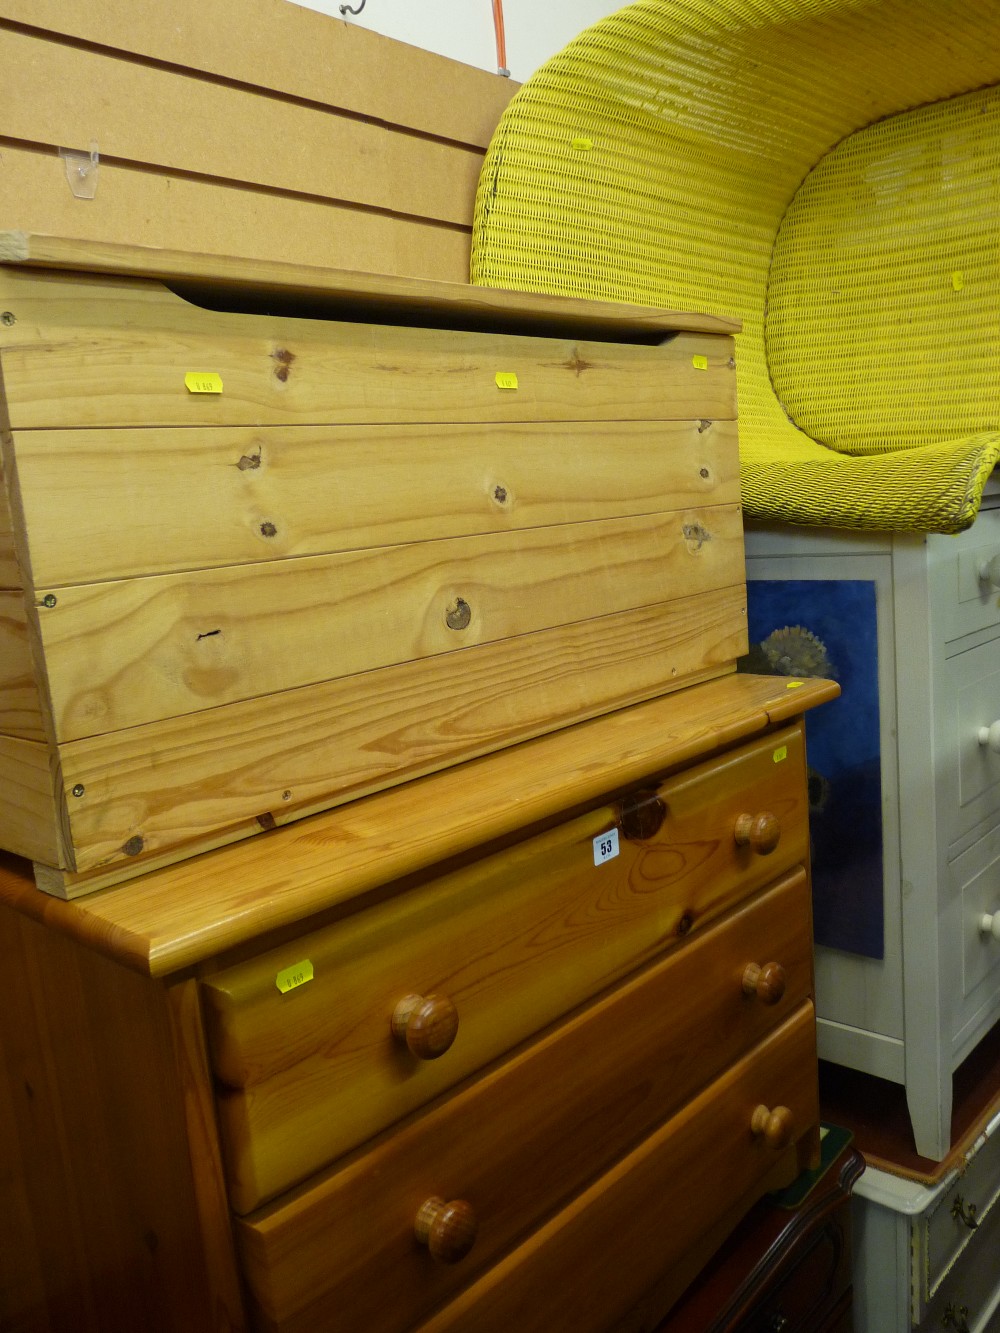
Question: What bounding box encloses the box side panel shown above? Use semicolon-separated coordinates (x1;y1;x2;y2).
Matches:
0;734;64;867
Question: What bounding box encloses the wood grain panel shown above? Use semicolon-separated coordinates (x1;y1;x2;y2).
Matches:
237;871;813;1331
56;585;748;880
202;726;807;1208
0;265;736;430
0;0;516;149
0;145;473;286
0;590;44;739
0;682;838;971
413;1008;818;1333
0;907;234;1331
11;419;739;585
0;233;741;340
0;735;62;866
40;506;744;741
0;28;482;226
0;467;18;588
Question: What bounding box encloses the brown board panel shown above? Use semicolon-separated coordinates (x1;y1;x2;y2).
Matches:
55;584;748;876
11;419;740;585
0;734;62;866
0;458;20;589
0;590;45;740
0;266;736;429
0;27;483;227
0;146;472;288
0;233;742;340
38;506;745;741
0;1;516;149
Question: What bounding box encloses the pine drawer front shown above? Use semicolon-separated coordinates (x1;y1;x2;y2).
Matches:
202;726;809;1211
236;870;814;1332
412;1006;818;1333
0;263;744;892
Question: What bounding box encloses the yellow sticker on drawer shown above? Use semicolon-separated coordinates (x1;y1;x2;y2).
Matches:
692;355;709;370
275;959;314;994
185;371;224;394
772;746;788;764
495;371;519;390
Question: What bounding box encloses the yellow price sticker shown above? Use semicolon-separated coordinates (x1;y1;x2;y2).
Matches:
275;959;314;994
571;137;594;151
185;371;224;394
495;371;519;390
772;745;788;764
692;354;709;371
952;271;965;291
785;680;804;689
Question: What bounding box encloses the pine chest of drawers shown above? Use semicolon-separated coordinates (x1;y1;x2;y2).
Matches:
0;672;835;1333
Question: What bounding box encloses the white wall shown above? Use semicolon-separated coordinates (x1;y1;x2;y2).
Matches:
287;0;626;83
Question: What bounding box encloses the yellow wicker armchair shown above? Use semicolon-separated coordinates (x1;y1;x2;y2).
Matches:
471;0;1000;532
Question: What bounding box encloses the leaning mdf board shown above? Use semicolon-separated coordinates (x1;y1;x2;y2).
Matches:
0;1;516;283
0;240;745;896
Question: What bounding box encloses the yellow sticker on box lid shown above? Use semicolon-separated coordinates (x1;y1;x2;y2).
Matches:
772;745;788;764
495;371;519;390
692;354;709;370
785;680;804;689
276;959;314;994
185;371;224;394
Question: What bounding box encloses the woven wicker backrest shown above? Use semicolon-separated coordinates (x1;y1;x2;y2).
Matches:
767;84;1000;455
472;0;1000;531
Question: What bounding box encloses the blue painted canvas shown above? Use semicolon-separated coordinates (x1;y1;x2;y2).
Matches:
743;579;884;959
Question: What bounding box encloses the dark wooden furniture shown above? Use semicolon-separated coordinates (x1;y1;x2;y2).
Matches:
656;1141;865;1333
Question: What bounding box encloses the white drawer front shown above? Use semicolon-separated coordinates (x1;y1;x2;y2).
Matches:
920;1116;1000;1307
951;826;1000;1004
922;1141;1000;1330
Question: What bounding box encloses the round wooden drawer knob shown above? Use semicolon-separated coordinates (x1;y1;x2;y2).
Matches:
750;1103;794;1150
391;993;459;1060
414;1196;477;1263
734;811;781;855
742;961;787;1005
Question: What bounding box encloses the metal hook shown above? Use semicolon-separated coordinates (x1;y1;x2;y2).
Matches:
339;0;366;13
951;1196;979;1230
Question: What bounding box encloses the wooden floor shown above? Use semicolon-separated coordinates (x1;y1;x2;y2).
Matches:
819;1019;1000;1183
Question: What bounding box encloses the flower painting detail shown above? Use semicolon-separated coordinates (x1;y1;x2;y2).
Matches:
742;579;884;960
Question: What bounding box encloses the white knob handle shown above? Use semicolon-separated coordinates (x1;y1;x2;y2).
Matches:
978;721;1000;753
978;554;1000;589
979;912;1000;941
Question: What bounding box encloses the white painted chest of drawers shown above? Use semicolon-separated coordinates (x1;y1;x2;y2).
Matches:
746;484;1000;1160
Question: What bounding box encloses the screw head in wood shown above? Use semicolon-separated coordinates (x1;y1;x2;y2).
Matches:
71;784;85;798
0;311;15;326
